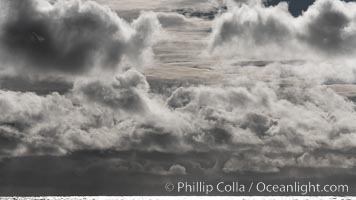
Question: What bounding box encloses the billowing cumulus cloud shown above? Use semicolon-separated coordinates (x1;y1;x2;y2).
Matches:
210;0;356;58
0;0;160;76
75;70;150;113
296;0;356;53
0;70;194;157
1;68;356;173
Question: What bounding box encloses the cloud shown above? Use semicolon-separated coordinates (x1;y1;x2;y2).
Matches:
0;69;195;157
1;0;356;177
209;0;356;58
74;70;150;113
157;12;194;28
296;0;356;53
223;152;283;173
0;0;160;76
2;68;356;173
166;78;356;171
168;164;187;175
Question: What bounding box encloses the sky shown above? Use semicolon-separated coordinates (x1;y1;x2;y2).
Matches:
0;0;356;196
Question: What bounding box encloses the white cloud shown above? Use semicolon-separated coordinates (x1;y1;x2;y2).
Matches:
2;69;356;172
209;0;356;59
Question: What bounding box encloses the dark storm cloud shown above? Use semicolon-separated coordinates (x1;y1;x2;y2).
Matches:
0;0;160;75
0;150;355;195
0;75;72;95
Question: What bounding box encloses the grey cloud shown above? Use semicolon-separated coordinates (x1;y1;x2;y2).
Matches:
210;0;356;57
297;0;356;53
0;152;355;195
0;75;72;95
0;70;193;156
2;0;356;195
166;80;356;171
0;0;160;75
157;12;194;27
223;151;356;174
241;113;278;139
223;152;283;173
1;0;356;175
1;71;356;173
74;70;150;113
168;164;187;175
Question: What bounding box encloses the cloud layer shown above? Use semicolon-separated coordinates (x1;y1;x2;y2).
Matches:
1;67;356;173
1;0;356;182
